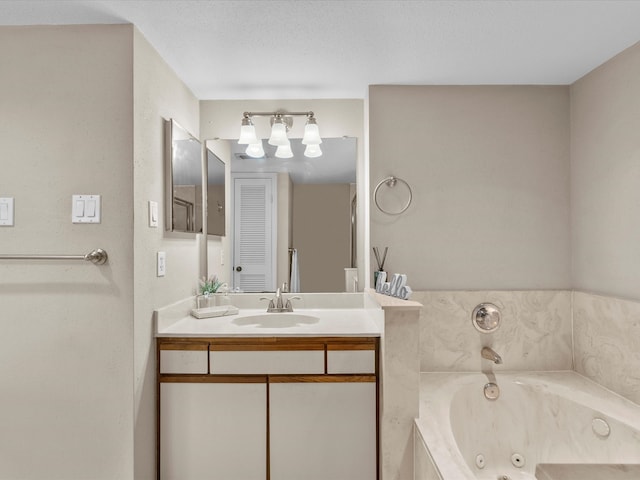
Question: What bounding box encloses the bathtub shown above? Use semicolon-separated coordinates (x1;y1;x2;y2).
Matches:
414;372;640;480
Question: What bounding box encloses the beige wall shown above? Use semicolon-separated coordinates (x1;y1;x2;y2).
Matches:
0;24;203;480
570;41;640;405
369;85;571;291
132;29;201;480
0;25;135;479
292;184;351;292
199;99;366;289
570;41;640;302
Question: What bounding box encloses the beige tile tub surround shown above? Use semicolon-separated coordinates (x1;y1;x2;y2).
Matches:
371;291;422;480
573;291;640;405
415;290;573;372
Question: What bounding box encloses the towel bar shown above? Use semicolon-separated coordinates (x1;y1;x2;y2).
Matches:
0;248;108;265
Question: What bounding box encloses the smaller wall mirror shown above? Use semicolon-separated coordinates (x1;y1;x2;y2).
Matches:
206;147;225;236
165;119;203;233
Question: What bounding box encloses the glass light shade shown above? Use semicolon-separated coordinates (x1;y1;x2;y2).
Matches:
302;123;322;145
275;143;294;158
268;121;289;146
238;124;258;144
304;144;322;158
245;141;265;158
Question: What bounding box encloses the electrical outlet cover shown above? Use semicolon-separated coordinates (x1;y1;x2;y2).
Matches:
157;251;166;277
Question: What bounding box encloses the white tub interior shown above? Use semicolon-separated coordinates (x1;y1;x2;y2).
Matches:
415;372;640;480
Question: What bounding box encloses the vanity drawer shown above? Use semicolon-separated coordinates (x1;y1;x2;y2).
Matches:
210;348;324;375
160;343;209;374
327;344;376;374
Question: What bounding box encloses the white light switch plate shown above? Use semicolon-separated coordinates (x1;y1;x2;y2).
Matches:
0;197;14;226
149;201;158;228
72;194;101;223
157;251;166;277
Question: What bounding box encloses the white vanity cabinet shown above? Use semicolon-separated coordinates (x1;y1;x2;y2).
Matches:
157;336;379;480
160;382;266;480
270;381;377;480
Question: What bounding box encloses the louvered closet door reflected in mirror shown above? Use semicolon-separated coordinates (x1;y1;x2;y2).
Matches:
232;174;276;292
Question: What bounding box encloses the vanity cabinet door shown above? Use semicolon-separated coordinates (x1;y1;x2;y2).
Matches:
160;381;267;480
269;381;377;480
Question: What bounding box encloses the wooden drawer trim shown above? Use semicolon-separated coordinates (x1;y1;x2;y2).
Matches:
161;374;376;384
160;374;267;384
210;343;325;352
327;342;376;351
158;341;208;351
160;336;378;347
269;374;376;383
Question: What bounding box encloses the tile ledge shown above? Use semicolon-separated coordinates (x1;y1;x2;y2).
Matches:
573;289;640;305
367;289;422;311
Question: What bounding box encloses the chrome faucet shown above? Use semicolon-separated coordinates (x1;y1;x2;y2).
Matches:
481;347;503;364
261;286;300;313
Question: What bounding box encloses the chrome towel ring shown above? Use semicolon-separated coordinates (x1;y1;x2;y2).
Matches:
373;176;413;215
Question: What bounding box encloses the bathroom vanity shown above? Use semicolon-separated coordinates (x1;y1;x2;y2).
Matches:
155;298;382;480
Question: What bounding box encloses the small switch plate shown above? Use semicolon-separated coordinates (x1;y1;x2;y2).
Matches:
0;197;14;226
72;195;101;223
157;251;166;277
149;201;158;228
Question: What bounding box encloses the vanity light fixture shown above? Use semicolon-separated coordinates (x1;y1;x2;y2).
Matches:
238;111;323;158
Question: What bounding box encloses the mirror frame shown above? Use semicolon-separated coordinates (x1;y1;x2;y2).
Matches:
165;118;203;234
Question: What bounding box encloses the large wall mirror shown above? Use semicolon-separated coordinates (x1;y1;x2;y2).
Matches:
228;137;357;293
166;119;226;235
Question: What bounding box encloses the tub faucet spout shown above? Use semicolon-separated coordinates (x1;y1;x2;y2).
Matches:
481;347;502;364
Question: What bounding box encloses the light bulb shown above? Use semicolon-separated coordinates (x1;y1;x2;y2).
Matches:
302;118;322;145
238;118;257;144
304;144;322;158
245;141;265;158
275;143;293;158
268;118;289;146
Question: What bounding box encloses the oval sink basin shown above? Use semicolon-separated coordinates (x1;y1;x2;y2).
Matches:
232;313;320;328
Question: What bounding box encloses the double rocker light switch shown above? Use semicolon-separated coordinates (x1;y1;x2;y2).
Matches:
72;195;101;224
0;197;14;226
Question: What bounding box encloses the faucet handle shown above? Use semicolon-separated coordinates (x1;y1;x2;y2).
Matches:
284;296;301;312
260;296;276;311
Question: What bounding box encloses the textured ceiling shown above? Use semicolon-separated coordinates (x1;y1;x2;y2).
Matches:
2;0;640;99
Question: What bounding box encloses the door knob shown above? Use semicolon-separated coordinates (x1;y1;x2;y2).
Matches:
235;266;242;272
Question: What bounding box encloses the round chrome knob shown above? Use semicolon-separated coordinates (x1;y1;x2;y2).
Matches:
472;303;501;333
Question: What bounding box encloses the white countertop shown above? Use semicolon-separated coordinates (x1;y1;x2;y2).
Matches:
156;307;383;338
